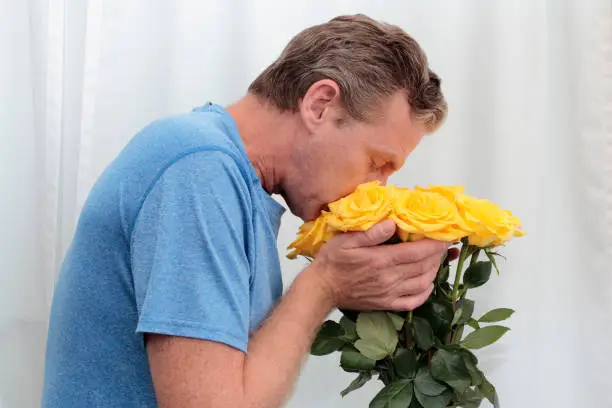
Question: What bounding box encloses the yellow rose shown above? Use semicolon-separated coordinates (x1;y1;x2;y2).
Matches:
389;189;469;242
455;195;525;247
415;185;466;202
326;181;394;232
286;213;337;259
490;210;526;246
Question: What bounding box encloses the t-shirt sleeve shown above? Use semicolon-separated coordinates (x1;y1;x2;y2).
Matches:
131;149;253;352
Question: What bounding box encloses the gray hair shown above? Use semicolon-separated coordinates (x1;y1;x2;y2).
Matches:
248;14;447;132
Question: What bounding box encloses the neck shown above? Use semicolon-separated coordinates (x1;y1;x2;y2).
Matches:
226;94;298;195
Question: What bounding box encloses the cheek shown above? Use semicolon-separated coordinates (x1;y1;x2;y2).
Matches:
323;162;370;201
306;141;359;176
300;136;369;200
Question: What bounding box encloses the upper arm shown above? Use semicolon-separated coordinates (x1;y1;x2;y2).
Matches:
146;334;245;408
131;150;253;405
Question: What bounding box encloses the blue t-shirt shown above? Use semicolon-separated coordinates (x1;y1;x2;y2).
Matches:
42;103;286;407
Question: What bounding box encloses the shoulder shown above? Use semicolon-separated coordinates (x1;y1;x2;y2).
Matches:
157;148;254;197
128;110;246;166
111;107;259;228
130;148;257;249
115;117;255;236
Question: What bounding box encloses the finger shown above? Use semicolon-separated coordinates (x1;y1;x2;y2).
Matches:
342;220;396;249
387;283;434;311
377;239;450;266
391;264;438;296
383;254;440;286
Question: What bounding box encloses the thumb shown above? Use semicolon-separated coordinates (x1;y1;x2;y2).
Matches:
344;219;397;248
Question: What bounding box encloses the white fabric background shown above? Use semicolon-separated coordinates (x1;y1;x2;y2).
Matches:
1;1;611;407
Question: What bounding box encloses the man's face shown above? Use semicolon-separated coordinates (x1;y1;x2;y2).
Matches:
283;90;427;221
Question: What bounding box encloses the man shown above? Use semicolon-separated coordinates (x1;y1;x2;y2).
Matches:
42;14;449;408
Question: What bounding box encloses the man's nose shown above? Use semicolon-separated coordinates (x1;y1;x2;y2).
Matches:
365;174;389;186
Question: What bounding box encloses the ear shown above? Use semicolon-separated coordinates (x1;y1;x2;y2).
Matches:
299;79;343;131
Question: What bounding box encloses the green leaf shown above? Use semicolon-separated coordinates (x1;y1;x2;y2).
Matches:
393;348;418;379
462;355;484;386
356;312;399;357
339;316;358;341
455;387;485;408
479;378;500;408
433;337;445;350
430;349;471;393
341;371;373;397
436;265;450;285
414;367;447;396
414;387;453;408
452;308;462;327
416;299;454;338
354;339;389;361
478;308;515;323
460;400;484;408
466;318;480;330
437;282;452;299
413;317;435;350
311;321;346;356
341;348;377;372
461;326;510;350
456;299;475;325
370;379;414;408
463;261;492;289
458;348;479;366
408;400;424;408
387;312;405;331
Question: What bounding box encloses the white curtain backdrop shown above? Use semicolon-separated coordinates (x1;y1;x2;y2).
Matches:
1;1;611;407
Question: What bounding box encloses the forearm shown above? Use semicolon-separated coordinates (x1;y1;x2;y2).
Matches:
242;262;334;408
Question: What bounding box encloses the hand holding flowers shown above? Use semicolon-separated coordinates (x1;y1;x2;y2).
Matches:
287;182;525;408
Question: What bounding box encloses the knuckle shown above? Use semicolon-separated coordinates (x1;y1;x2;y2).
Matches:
403;264;419;279
423;239;448;257
386;297;404;311
388;251;402;266
385;295;399;308
419;260;429;275
371;297;391;310
401;298;419;311
370;258;385;271
419;274;432;292
403;248;419;264
379;274;396;288
428;260;440;276
374;255;392;270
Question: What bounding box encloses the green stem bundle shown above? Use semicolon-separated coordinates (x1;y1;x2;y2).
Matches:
310;240;509;408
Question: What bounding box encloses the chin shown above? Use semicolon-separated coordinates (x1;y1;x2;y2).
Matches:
285;192;326;222
283;196;318;222
303;205;327;222
290;204;319;222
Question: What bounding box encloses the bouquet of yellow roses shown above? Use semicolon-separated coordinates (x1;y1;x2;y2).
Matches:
287;181;524;408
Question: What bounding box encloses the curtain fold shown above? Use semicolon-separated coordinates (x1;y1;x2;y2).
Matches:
0;1;610;407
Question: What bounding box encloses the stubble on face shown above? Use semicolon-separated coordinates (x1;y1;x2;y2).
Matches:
283;92;429;221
